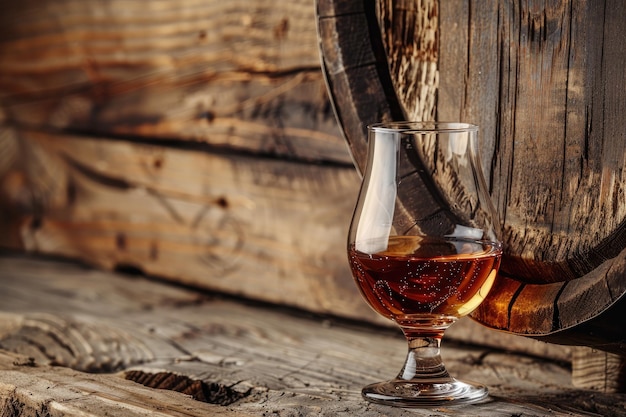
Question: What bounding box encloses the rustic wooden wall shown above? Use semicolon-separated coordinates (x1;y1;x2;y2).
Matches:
0;0;373;319
0;0;346;163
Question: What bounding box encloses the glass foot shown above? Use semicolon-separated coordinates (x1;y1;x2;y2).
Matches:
362;378;489;408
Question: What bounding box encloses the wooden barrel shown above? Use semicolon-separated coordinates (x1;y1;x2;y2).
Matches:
316;0;626;365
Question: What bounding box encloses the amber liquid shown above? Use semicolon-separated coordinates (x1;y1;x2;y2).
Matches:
348;236;502;325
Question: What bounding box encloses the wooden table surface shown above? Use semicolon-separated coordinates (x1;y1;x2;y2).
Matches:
0;254;625;417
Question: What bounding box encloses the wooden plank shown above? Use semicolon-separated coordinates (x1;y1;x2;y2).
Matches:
2;255;626;416
377;0;438;122
0;128;367;321
0;0;349;164
0;351;251;417
506;282;563;334
437;0;626;283
572;347;626;393
471;274;524;330
317;1;404;173
439;0;500;181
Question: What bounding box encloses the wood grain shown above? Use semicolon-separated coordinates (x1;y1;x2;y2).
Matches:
2;255;625;415
0;128;367;320
317;0;404;174
0;351;251;417
377;0;438;122
572;347;626;393
0;128;573;360
438;0;626;283
316;0;626;351
0;0;624;393
0;0;348;164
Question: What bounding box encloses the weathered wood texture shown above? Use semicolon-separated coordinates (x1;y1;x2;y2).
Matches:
317;0;403;174
0;350;249;417
572;347;626;392
2;255;626;416
446;1;626;347
440;0;626;284
0;0;362;326
0;128;364;319
0;0;348;164
0;0;622;397
0;0;573;366
0;127;575;360
316;0;626;355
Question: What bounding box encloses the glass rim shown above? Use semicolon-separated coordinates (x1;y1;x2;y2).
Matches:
368;121;478;133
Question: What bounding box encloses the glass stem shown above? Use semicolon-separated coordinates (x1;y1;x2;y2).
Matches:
397;330;452;382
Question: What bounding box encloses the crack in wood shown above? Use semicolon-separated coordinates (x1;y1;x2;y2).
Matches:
124;371;252;406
